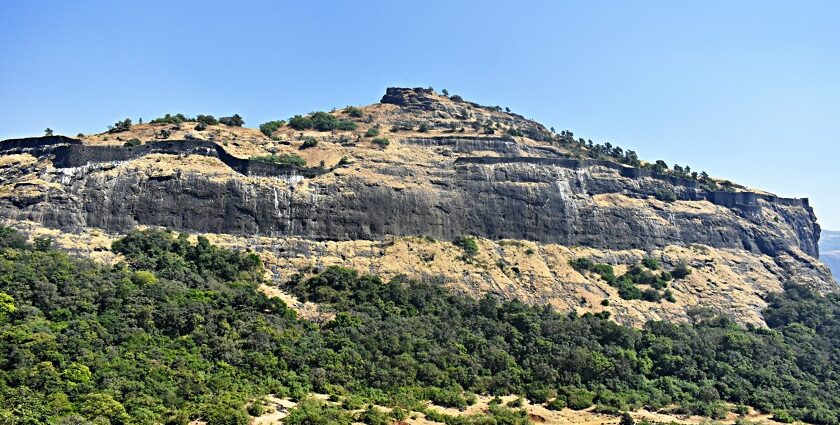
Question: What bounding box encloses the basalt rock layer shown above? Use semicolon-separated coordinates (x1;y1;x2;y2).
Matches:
0;87;835;324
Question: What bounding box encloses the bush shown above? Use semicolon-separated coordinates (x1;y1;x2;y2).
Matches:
365;127;380;137
418;123;430;132
150;113;190;124
641;257;661;270
507;397;523;408
259;120;285;137
284;399;352;425
157;129;171;139
618;280;642;300
372;137;390;149
251;153;306;167
357;406;391;425
545;397;567;411
344;106;363;118
124;138;142;147
219;114;245;127
453;236;479;257
109;118;132;133
300;137;318;149
288;112;356;131
196;114;218;125
564;388;595;410
655;189;677;202
772;410;795;423
570;258;595;271
672;262;692;279
641;289;662;302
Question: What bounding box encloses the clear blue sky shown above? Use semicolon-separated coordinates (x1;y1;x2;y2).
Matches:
2;0;838;228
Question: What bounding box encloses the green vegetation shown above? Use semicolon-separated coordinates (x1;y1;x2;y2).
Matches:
123;138;141;147
251;153;306;167
288;112;357;131
572;258;691;302
0;227;839;424
150;113;191;124
371;137;389;149
196;114;218;126
259;120;285;137
344;106;363;118
109;118;132;133
453;235;479;257
365;126;380;137
300;136;318;149
44;128;54;136
219;114;245;127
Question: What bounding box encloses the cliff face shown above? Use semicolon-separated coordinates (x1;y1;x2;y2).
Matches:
0;87;835;325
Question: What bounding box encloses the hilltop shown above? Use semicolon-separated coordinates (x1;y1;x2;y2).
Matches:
0;87;835;328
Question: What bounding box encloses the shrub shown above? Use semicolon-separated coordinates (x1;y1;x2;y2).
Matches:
194;123;207;131
219;114;245;127
655;189;677;202
672;262;692;279
247;402;265;416
372;137;390;149
289;112;356;131
641;289;662;302
109;118;132;133
365;127;380;137
196;114;218;125
300;137;318;149
260;120;285;137
157;129;171;139
564;388;595;410
620;412;635;425
507;397;523;407
592;263;617;285
772;410;795;423
251;153;306;167
124;138;142;147
545;397;567;411
641;256;661;270
663;290;676;303
418;123;430;132
453;236;479;257
601;299;610;306
570;258;595;271
618;280;642;300
357;406;391;425
284;399;352;425
150;113;190;124
344;106;363;118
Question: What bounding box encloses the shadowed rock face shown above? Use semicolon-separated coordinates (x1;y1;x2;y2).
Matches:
0;148;821;258
0;87;834;303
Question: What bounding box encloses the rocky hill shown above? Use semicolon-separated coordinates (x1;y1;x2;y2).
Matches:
0;87;835;326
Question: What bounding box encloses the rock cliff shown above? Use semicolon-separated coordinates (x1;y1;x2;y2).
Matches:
0;87;834;325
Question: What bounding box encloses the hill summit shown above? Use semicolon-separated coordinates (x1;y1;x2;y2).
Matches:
0;87;835;326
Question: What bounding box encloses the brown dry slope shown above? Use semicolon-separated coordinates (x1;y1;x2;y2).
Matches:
0;87;835;328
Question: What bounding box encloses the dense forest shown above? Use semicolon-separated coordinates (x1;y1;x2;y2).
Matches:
0;228;838;424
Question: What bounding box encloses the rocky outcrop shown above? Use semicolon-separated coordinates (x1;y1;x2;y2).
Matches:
0;87;834;317
0;145;821;261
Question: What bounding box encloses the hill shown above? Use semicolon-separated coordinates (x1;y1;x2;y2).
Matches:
0;87;834;328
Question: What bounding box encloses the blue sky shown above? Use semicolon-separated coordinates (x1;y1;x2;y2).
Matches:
1;0;838;228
